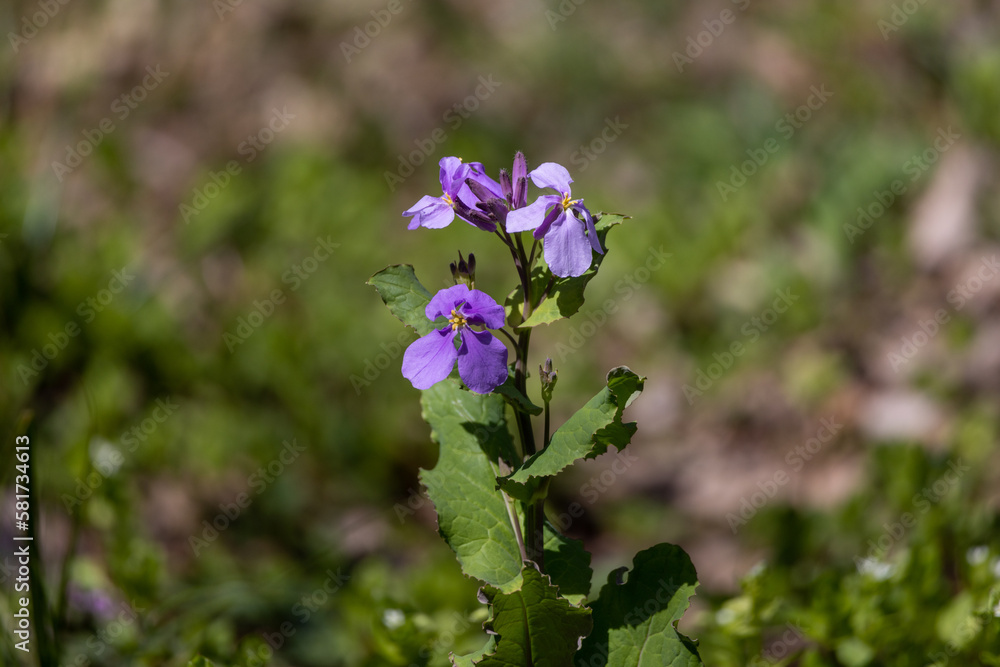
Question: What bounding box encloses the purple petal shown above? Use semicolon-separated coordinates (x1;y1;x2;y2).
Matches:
460;289;505;329
402;195;440;217
454;198;497;231
529;162;573;194
505;196;557;233
575;203;603;255
457;329;508;394
403;196;454;229
467;162;504;199
512;152;529;208
543;213;594;278
455;182;480;209
499;169;513;200
426;284;470;320
439;157;469;194
401;327;459;390
418;201;456;229
462;179;501;207
478;198;510;226
513;152;528;183
533;205;564;240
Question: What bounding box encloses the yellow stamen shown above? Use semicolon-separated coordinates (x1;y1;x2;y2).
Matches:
442;193;455;207
448;308;467;331
560;192;579;210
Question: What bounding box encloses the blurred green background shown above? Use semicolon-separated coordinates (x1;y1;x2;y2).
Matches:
2;1;1000;665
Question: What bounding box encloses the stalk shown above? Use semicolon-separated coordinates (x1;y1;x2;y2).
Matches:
510;232;545;571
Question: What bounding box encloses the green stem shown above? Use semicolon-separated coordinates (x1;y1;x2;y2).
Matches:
509;232;545;570
497;327;519;348
543;398;551;449
497;461;528;564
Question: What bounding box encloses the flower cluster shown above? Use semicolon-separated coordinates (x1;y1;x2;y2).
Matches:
400;153;603;395
403;154;603;278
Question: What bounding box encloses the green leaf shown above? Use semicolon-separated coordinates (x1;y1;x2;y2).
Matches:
420;380;597;600
367;264;437;335
466;565;593;666
506;213;629;329
576;543;702;667
419;379;524;591
544;522;592;606
452;637;497;667
495;374;544;416
186;658;216;667
498;367;644;501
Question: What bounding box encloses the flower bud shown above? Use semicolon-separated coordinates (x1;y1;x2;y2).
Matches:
540;357;557;403
499;168;513;201
512;151;528;209
453;251;476;288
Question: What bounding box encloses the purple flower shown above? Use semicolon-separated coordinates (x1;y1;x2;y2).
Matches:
467;161;504;201
401;284;508;394
504;162;604;278
402;157;470;230
403;157;494;231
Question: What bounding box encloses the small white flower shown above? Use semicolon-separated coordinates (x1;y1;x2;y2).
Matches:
383;609;405;629
967;546;989;566
856;557;894;581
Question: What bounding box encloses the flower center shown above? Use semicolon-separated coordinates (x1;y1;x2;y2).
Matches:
442;193;455;207
560;192;579;210
448;308;467;331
